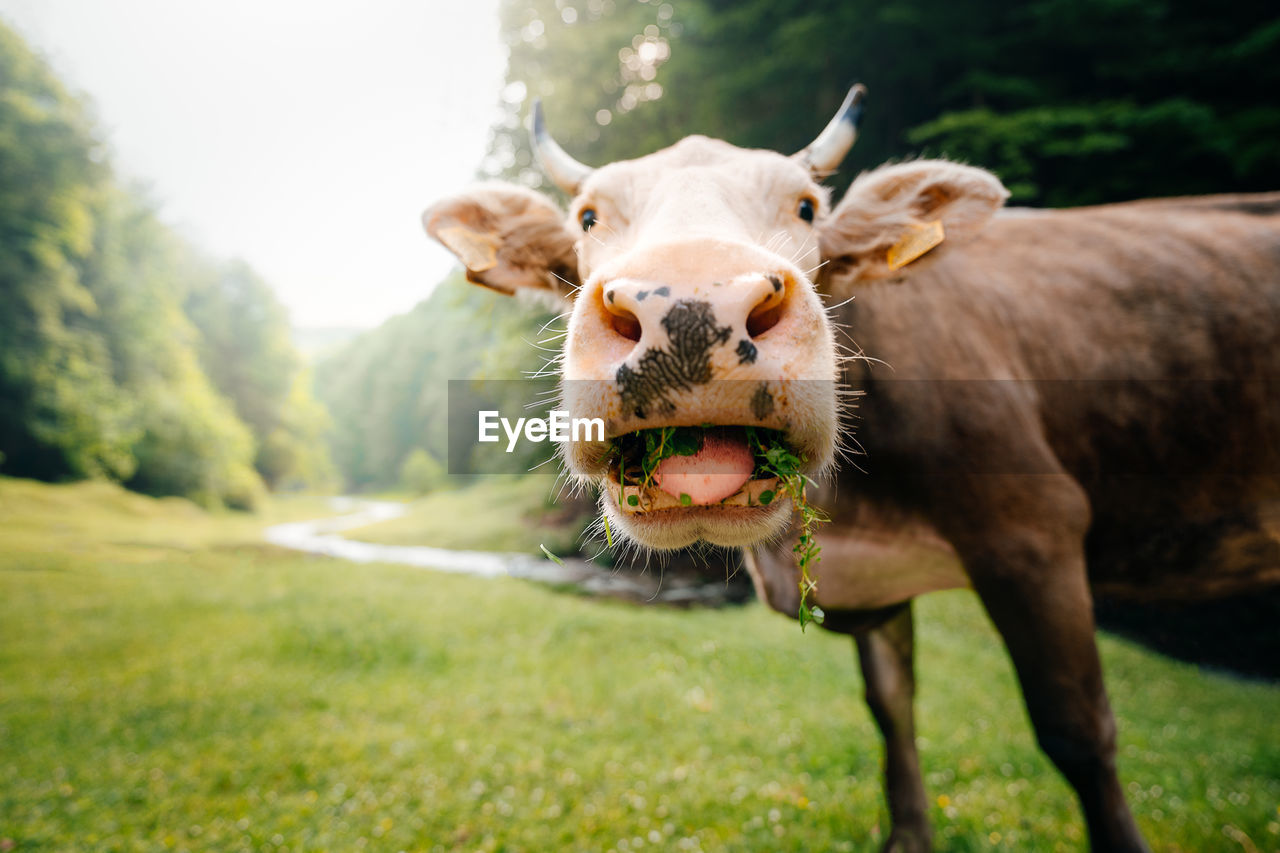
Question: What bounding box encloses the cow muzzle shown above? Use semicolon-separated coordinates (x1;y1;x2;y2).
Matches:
558;238;840;549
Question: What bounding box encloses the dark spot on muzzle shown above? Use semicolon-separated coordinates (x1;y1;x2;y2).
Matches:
636;289;650;301
736;339;758;364
654;286;670;298
768;275;783;292
615;299;732;419
751;383;775;420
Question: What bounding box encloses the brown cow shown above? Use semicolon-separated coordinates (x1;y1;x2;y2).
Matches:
423;86;1280;852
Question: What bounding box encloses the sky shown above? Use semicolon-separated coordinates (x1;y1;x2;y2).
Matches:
0;0;507;329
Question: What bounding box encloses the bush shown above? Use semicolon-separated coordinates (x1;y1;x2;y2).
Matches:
400;448;447;495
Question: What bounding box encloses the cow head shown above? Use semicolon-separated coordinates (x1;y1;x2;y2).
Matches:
423;86;1007;550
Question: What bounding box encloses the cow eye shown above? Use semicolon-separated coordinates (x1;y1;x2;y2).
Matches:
797;198;816;223
580;208;598;231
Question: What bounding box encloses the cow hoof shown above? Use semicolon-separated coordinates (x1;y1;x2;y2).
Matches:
881;826;932;853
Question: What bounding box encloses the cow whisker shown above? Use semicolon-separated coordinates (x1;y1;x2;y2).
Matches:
824;294;856;312
526;364;561;380
537;311;572;333
521;337;564;354
525;352;565;378
525;453;561;472
763;230;792;254
805;258;831;277
548;271;580;292
524;388;562;406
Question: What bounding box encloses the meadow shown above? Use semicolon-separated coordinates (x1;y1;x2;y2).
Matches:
1;477;1277;852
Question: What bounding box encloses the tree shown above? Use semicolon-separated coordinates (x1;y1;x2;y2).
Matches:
0;20;132;480
488;0;1280;205
81;185;266;507
183;257;333;489
0;19;334;506
400;448;447;495
314;272;559;489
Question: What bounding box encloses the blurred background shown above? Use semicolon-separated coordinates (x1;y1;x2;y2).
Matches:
1;2;1278;851
3;0;1279;508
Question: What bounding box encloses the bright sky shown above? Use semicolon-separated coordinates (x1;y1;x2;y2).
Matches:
0;0;506;328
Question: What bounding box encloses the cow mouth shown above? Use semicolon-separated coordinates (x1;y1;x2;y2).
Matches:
603;425;797;515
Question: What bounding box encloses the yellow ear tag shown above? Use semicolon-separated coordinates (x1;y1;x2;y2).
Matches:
886;219;945;271
436;225;500;273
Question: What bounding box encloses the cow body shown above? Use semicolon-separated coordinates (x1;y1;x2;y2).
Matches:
423;90;1280;851
750;194;1280;619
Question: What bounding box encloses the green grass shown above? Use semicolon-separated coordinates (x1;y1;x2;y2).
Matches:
1;478;1277;852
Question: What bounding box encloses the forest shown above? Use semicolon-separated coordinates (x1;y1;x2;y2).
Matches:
5;1;1280;498
0;22;333;507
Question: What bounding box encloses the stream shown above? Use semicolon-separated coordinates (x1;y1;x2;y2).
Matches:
263;497;744;605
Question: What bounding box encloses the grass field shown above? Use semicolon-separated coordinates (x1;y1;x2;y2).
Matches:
1;478;1277;852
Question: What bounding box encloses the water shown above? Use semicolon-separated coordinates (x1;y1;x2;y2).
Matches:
263;497;742;604
265;498;516;578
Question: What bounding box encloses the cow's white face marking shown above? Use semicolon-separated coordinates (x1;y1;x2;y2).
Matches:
569;136;827;285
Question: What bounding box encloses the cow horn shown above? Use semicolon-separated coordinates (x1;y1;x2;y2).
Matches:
530;98;593;195
795;83;867;175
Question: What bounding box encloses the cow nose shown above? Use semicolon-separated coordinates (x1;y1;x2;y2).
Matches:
601;272;789;345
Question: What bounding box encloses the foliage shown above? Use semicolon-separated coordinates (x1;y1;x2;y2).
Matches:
79;187;265;509
612;425;702;497
0;20;129;480
488;0;681;193
123;364;258;510
0;20;333;505
1;476;1277;851
255;367;339;492
314;273;560;490
489;0;1280;205
399;447;447;495
746;427;828;630
183;259;335;490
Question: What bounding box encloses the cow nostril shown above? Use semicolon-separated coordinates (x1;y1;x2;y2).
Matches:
747;303;783;337
610;306;642;342
747;280;787;338
601;285;643;342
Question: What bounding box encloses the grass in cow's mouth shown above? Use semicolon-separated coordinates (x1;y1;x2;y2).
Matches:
744;427;828;631
611;425;703;498
607;425;827;630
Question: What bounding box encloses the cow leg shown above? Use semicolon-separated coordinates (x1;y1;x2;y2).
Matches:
964;534;1150;853
855;603;932;853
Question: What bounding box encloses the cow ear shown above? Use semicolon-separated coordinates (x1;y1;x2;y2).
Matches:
423;183;580;299
817;161;1008;292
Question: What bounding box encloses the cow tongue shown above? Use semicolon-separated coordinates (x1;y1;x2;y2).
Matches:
653;432;756;506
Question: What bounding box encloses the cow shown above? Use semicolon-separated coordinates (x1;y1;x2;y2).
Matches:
422;84;1280;852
